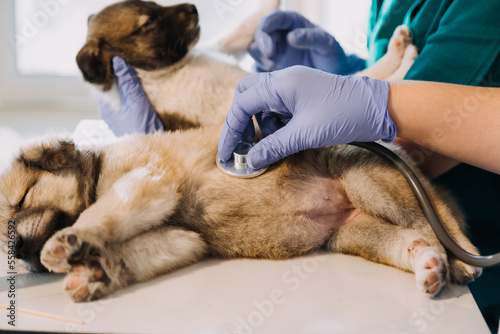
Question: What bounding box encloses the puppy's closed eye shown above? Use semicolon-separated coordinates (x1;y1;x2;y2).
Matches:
143;16;156;27
17;189;29;210
138;15;156;29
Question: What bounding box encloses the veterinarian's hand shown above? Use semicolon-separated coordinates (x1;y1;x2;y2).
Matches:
98;56;164;136
249;10;365;74
218;66;396;169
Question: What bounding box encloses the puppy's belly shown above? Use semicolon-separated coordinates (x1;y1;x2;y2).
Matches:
278;178;359;250
204;177;358;259
294;177;358;228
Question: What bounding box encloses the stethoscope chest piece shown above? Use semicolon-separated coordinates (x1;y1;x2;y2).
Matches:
216;142;268;179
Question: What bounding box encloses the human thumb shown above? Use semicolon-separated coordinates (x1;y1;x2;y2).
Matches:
287;28;338;55
246;124;300;169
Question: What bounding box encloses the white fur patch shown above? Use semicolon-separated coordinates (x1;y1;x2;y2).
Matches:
145;155;164;182
113;167;164;203
95;82;121;111
113;178;132;203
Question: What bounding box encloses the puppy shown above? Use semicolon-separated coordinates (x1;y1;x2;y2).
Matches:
0;125;481;302
76;1;269;131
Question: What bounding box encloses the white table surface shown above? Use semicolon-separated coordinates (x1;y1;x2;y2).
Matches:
0;121;490;333
0;253;490;334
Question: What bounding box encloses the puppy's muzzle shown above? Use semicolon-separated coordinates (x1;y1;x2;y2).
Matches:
162;3;198;21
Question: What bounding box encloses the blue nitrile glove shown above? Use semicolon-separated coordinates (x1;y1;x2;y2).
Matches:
218;66;396;169
98;56;164;136
249;10;365;74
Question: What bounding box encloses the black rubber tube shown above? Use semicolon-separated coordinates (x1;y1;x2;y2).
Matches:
351;142;500;267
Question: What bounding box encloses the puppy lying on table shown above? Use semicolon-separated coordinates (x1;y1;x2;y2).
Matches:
0;1;480;303
0;123;481;302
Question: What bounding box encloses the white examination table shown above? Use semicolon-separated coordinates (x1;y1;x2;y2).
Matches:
0;120;490;334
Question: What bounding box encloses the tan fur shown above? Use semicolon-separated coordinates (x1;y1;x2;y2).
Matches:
0;127;481;302
136;52;248;128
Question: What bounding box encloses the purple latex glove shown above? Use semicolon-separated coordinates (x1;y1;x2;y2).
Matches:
98;56;164;136
249;10;365;74
218;66;396;169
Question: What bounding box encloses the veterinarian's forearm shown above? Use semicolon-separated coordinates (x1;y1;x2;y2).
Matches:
387;81;500;174
392;138;460;179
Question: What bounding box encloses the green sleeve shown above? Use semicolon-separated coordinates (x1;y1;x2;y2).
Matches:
367;0;418;66
405;0;500;86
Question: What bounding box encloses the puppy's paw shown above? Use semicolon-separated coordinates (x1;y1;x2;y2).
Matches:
40;228;99;273
409;239;449;296
399;44;419;71
385;44;419;80
387;25;413;60
370;24;414;79
449;257;482;284
64;261;112;302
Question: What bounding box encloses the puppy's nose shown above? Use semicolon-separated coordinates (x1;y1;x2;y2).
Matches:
14;236;26;259
187;4;197;15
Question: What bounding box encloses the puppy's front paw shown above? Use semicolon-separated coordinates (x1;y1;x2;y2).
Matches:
64;262;111;302
409;239;449;296
41;229;116;302
40;228;97;273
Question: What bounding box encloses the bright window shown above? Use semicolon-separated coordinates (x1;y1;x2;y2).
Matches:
9;0;264;77
9;0;370;77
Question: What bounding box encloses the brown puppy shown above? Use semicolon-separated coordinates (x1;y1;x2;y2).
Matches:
0;125;481;302
77;1;253;131
78;2;201;88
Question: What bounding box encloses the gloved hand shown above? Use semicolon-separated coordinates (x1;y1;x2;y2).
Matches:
218;66;396;169
249;10;365;74
98;56;164;136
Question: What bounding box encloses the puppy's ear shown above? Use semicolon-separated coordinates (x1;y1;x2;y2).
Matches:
87;14;96;26
19;138;81;172
76;38;114;91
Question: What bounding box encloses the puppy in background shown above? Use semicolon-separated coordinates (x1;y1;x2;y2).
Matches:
76;1;416;132
77;1;279;131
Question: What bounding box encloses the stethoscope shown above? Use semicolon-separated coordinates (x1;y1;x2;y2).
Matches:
217;141;500;267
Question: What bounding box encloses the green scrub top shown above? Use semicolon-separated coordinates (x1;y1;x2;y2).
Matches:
368;0;500;85
367;1;500;330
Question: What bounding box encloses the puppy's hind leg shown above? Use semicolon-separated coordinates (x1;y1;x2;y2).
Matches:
330;158;457;296
43;226;206;302
331;151;481;295
328;213;450;296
